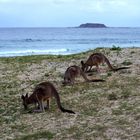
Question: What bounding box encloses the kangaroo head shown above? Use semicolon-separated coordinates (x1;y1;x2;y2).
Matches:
21;93;28;110
81;61;86;71
62;77;71;86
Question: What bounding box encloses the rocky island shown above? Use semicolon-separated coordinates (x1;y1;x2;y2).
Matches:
78;23;107;28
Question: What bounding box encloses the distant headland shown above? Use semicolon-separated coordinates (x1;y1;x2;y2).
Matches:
78;23;107;28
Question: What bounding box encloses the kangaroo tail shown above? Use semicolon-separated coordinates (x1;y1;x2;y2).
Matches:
53;87;75;114
60;106;75;114
89;79;105;82
113;66;130;71
80;69;90;81
104;56;115;70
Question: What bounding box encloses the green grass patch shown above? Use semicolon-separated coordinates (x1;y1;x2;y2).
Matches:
15;131;55;140
121;60;132;66
110;45;122;51
108;93;118;100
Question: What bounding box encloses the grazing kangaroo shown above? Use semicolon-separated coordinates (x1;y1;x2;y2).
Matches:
81;53;130;72
21;82;75;114
63;65;105;85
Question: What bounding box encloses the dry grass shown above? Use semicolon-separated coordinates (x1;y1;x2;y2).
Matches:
0;47;140;140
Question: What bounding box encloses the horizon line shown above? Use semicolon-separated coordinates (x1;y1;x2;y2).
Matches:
0;26;140;28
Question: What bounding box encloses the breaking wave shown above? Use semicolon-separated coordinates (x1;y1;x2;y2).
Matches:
0;48;72;57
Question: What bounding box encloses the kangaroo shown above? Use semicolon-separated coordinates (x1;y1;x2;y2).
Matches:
81;53;130;72
62;65;105;85
21;82;75;114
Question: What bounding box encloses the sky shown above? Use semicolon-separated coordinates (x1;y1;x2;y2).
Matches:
0;0;140;27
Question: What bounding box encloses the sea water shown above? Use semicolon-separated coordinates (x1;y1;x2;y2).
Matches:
0;27;140;57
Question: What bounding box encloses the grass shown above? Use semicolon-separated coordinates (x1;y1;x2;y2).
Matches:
110;45;122;51
0;47;139;140
15;131;55;140
121;60;133;66
108;93;118;100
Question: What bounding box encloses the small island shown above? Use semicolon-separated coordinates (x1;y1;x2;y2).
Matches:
78;23;107;28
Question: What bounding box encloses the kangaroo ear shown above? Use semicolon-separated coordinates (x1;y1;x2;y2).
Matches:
81;61;84;65
21;95;25;100
25;93;28;98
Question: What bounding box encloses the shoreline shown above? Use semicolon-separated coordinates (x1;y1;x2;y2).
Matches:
0;46;139;58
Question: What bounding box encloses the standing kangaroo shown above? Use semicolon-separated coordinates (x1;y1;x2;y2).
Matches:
63;65;104;85
81;53;130;72
21;82;75;114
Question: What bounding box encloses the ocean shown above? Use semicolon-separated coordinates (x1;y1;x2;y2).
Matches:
0;27;140;57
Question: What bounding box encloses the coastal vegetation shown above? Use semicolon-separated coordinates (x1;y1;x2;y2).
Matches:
0;47;139;140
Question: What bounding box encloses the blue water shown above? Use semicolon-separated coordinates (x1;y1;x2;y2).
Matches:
0;27;140;57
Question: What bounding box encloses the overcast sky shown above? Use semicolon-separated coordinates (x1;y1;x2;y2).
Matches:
0;0;139;27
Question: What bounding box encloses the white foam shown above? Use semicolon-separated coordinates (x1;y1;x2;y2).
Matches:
0;48;72;57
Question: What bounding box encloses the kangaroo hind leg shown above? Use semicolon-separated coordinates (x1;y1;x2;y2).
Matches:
44;99;50;110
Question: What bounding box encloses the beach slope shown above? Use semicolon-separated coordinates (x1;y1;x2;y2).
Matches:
0;47;139;140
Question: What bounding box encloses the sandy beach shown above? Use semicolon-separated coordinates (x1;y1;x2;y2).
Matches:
0;47;140;140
